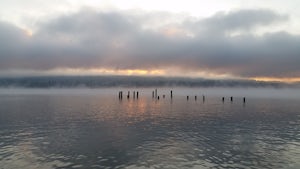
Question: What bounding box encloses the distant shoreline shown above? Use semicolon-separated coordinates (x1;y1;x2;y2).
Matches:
0;76;298;88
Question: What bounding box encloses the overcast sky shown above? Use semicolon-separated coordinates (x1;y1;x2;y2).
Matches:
0;0;300;81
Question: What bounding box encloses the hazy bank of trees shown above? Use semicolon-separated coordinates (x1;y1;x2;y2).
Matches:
0;76;297;88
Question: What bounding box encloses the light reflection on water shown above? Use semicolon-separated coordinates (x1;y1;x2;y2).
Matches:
0;88;300;169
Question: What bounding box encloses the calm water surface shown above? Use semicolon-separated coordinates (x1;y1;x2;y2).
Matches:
0;88;300;169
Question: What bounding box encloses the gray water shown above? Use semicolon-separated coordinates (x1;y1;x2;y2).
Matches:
0;88;300;169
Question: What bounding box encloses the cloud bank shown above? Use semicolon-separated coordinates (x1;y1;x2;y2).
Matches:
0;8;299;79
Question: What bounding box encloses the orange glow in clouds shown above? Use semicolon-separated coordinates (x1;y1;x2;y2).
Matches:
40;68;300;83
47;68;166;76
251;77;300;83
119;69;165;76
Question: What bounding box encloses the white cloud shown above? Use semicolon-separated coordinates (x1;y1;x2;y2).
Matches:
1;0;300;34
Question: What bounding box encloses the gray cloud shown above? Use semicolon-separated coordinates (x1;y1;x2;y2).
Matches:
0;8;299;78
195;9;288;32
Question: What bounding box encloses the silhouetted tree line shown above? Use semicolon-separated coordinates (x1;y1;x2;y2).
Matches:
0;76;297;88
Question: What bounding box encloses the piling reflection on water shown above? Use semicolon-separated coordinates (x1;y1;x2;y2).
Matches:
0;88;299;169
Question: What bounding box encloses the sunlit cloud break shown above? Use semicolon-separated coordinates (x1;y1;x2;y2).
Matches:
0;4;300;82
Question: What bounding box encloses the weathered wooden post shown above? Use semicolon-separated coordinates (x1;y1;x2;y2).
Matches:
163;95;165;98
203;95;205;102
155;89;157;99
127;91;130;99
187;96;189;100
222;97;225;102
171;90;173;99
243;97;246;103
195;96;197;100
152;91;154;98
137;91;139;99
230;96;233;102
119;91;123;99
133;91;135;99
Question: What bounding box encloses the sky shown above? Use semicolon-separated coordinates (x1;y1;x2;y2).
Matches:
0;0;300;82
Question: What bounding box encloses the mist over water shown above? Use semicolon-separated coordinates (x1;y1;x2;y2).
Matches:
1;87;300;98
0;88;300;169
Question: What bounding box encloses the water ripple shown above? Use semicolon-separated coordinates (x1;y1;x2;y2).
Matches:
0;90;300;168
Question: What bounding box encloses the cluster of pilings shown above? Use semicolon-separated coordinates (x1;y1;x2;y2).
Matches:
183;95;245;103
221;96;246;103
184;95;206;102
118;90;139;100
151;89;173;100
119;89;246;103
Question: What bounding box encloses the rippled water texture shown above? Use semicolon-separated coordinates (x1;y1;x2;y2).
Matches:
0;88;300;169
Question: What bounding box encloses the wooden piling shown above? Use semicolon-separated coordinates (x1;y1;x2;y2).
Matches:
187;96;189;100
155;89;157;99
203;95;205;102
137;91;139;99
222;97;225;102
243;97;246;103
152;91;154;98
171;90;173;99
230;96;233;102
195;96;197;100
133;91;135;99
163;95;165;98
